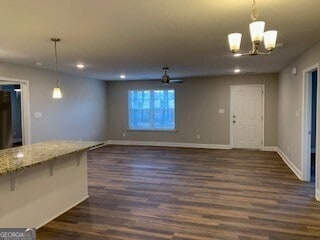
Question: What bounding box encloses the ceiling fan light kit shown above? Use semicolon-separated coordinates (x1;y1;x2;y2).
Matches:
162;67;170;85
228;0;278;56
161;67;183;85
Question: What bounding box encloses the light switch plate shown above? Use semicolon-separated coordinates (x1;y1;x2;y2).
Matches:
219;109;225;114
292;67;297;75
35;112;42;118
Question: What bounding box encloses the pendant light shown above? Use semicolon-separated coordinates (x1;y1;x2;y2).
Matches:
51;38;62;99
227;0;278;56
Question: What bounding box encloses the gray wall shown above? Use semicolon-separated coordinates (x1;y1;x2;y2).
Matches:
0;62;108;143
107;74;278;146
278;41;320;171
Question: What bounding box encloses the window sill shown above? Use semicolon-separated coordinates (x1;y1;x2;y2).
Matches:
127;129;177;133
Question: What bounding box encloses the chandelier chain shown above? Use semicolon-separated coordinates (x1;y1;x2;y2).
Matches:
250;0;259;21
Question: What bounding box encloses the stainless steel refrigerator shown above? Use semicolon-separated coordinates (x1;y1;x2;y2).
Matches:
0;90;13;149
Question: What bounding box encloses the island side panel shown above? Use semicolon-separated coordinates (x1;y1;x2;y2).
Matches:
0;150;88;228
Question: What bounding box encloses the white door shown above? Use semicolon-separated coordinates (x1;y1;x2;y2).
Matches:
231;85;263;149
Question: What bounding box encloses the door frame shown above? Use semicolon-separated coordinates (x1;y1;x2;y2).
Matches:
230;84;265;150
301;63;320;200
0;76;31;145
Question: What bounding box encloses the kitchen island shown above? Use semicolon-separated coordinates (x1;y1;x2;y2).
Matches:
0;140;103;228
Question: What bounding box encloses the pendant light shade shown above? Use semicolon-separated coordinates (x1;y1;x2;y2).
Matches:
52;87;62;99
263;30;278;51
249;21;265;43
228;33;242;53
51;38;62;99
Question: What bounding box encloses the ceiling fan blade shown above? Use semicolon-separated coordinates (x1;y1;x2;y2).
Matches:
170;79;184;83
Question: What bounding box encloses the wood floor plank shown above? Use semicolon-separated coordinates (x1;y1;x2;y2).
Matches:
37;145;320;239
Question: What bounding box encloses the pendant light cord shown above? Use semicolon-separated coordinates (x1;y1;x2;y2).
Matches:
54;40;59;88
51;38;61;88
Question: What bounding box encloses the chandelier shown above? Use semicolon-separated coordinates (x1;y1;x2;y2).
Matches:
228;0;278;56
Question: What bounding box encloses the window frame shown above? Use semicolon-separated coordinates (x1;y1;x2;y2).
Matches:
127;89;176;131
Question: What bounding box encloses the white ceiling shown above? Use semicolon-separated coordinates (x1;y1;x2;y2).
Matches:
0;0;320;80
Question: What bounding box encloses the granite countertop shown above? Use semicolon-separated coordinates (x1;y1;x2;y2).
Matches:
0;141;104;176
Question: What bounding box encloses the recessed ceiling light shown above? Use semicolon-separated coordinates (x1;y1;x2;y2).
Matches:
120;74;126;79
233;53;242;57
76;64;85;69
234;68;241;73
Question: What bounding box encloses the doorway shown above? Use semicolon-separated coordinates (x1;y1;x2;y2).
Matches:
0;84;23;149
302;63;320;200
0;77;31;148
311;71;317;182
230;85;264;149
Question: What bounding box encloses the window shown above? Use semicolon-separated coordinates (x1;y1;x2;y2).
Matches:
128;89;175;130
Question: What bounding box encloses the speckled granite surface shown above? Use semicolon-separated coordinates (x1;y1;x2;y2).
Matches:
0;141;104;176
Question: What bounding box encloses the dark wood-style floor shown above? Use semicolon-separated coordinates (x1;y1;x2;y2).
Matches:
38;145;320;240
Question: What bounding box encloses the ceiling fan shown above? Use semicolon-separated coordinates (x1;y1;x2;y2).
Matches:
161;67;183;85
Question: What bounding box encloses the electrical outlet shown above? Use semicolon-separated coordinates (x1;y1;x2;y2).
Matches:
123;133;126;137
196;134;200;140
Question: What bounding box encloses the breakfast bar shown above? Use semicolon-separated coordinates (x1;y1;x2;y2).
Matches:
0;141;103;228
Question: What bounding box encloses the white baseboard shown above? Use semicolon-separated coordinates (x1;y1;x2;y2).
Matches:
262;146;278;152
277;148;303;180
316;189;320;202
107;140;232;150
106;140;281;152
